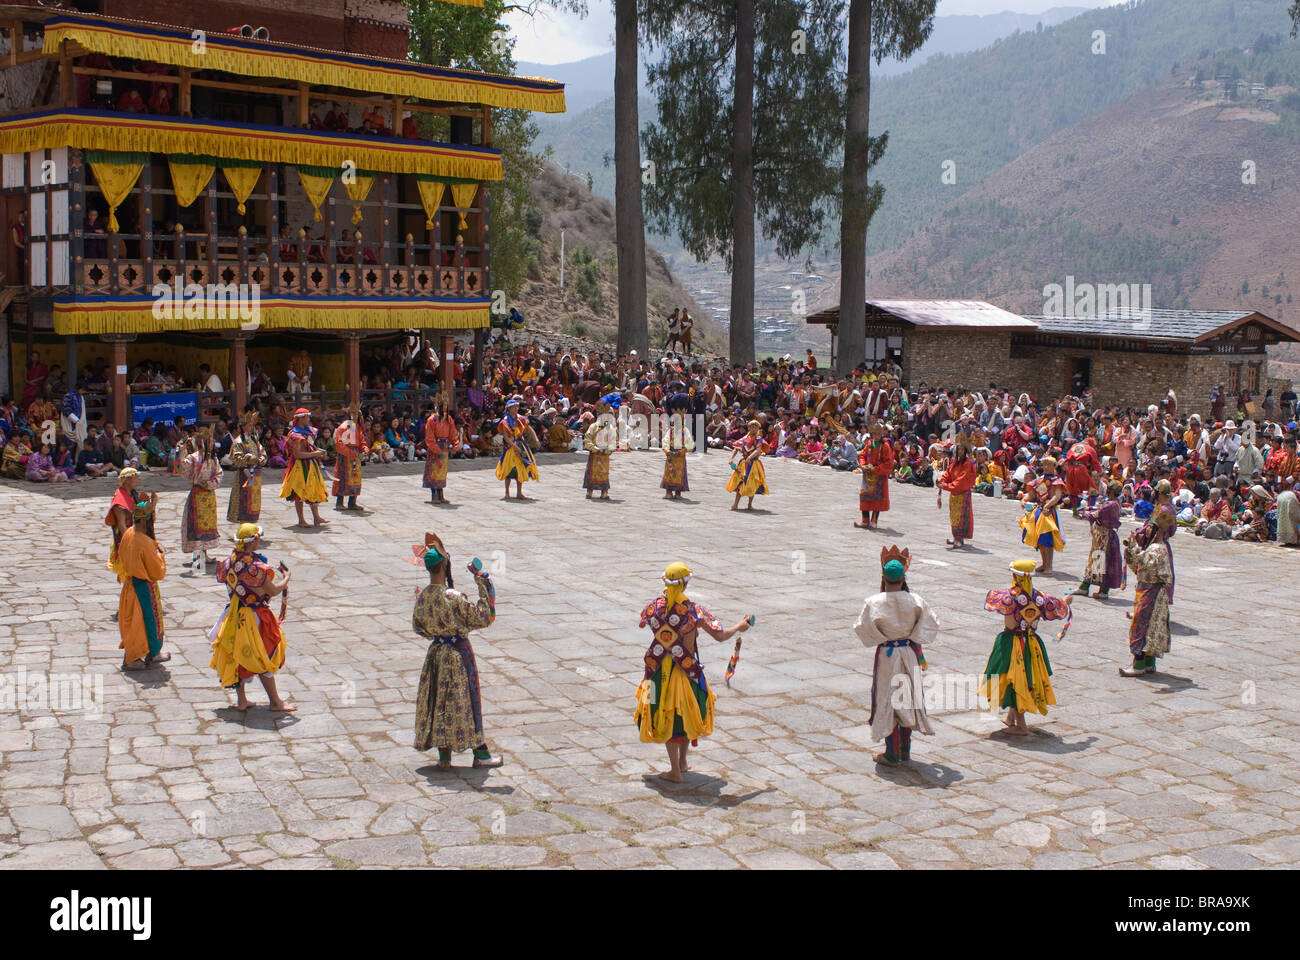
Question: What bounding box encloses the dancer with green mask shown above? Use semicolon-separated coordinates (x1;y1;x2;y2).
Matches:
412;532;503;771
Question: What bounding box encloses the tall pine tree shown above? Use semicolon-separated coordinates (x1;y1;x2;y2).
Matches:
641;0;845;365
615;0;648;355
836;0;935;375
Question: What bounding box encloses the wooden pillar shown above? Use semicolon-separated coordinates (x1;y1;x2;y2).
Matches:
179;67;192;117
441;334;454;410
65;335;77;381
345;334;360;408
139;158;153;287
297;83;310;127
379;175;390;294
231;334;247;414
111;339;128;428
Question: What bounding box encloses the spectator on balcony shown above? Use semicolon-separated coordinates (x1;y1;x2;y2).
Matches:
84;208;108;258
10;210;26;285
116;87;146;113
250;364;276;402
276;227;298;263
336;230;356;264
199;363;223;393
287;350;312;398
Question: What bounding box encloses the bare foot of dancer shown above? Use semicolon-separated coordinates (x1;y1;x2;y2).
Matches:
269;701;298;712
657;769;683;783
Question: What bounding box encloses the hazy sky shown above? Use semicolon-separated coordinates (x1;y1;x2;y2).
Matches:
505;1;1124;66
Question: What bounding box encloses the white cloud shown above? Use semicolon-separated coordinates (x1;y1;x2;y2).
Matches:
503;4;613;66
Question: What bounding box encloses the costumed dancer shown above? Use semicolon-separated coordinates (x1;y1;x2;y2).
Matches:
726;419;770;511
106;467;143;585
855;420;894;530
227;410;266;524
633;562;752;782
495;396;539;500
582;399;615;499
422;401;459;505
1120;521;1172;677
279;407;330;527
937;441;976;548
209;523;296;712
1074;480;1124;600
117;493;169;671
660;411;693;500
855;545;939;766
1018;456;1066;573
332;402;367;512
1063;437;1103;510
979;559;1073;735
411;532;503;770
180;429;223;571
1148;478;1177;606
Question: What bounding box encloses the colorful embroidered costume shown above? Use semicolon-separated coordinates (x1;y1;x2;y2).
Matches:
980;563;1071;716
180;448;222;554
634;592;724;746
209;547;286;687
1019;472;1067;550
856;546;938;764
413;569;497;753
661;416;693;494
1080;499;1123;592
422;413;459;500
495;412;539;483
726;434;769;498
938;456;976;540
117;525;166;664
226;434;266;523
332;418;366;501
858;439;894;515
1124;534;1172;673
582;416;613;493
279;423;328;503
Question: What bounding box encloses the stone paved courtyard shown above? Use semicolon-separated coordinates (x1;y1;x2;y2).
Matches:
1;449;1298;870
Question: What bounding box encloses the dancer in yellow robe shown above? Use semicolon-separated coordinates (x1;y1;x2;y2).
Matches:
726;420;770;511
634;562;751;782
279;408;330;527
495;396;539;500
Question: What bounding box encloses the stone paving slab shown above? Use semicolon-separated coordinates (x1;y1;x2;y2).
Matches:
0;450;1297;869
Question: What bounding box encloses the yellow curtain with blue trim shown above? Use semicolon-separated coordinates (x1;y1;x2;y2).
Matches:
450;182;479;231
344;173;375;226
416;178;446;230
86;151;146;232
222;163;263;215
296;166;335;223
167;156;215;209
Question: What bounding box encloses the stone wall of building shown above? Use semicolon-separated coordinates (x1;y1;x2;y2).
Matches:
902;329;1015;394
901;329;1283;420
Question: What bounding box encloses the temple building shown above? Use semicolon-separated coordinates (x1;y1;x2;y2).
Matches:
806;299;1300;417
0;0;564;424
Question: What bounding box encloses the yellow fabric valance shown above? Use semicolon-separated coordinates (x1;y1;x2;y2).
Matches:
296;167;334;223
51;295;492;334
42;14;564;113
0;110;504;181
167;156;214;209
87;154;144;231
416;179;446;231
223;166;263;216
344;174;375;226
449;182;479;231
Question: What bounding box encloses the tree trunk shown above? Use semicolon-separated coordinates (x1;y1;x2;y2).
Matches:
837;0;871;375
730;0;756;366
614;0;648;355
